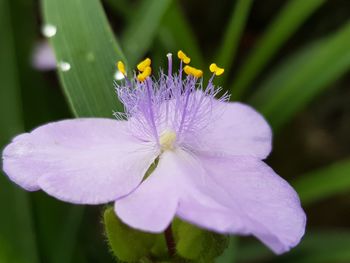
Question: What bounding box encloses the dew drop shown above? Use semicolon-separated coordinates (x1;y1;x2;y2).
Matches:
41;24;57;38
86;52;95;62
114;70;125;80
57;61;71;72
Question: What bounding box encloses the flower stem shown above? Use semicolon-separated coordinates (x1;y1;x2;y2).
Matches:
164;224;176;257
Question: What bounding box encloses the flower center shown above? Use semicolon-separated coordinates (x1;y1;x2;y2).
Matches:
159;130;177;150
114;51;228;145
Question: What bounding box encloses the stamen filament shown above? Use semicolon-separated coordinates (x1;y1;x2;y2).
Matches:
177;76;196;136
167;53;173;77
145;78;159;144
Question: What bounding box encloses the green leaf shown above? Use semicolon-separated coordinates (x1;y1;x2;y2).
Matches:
42;0;126;117
216;0;253;86
215;237;237;263
105;0;204;69
277;230;350;263
158;1;205;69
33;195;84;263
104;0;132;19
9;0;70;130
230;0;325;99
0;0;39;262
293;158;350;206
237;230;350;263
121;0;173;67
249;21;350;131
174;219;228;262
104;207;159;262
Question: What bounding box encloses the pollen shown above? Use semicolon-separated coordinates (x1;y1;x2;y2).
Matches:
116;61;126;76
137;66;152;82
159;130;177;150
177;50;191;64
209;63;225;76
184;65;203;78
137;58;151;72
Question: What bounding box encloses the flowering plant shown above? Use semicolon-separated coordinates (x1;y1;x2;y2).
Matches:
2;50;305;261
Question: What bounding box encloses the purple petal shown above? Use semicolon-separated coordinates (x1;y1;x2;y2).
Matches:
114;150;181;232
177;154;306;254
190;102;272;159
2;118;158;204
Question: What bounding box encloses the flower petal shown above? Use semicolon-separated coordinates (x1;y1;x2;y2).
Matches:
2;118;158;204
177;154;306;254
190;101;272;159
114;150;181;233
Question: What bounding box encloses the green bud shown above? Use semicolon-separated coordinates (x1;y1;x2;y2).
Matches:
103;207;158;262
173;219;229;262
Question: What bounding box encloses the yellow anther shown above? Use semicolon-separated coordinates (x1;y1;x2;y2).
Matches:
137;73;145;82
116;61;126;75
184;65;203;78
137;66;152;82
177;50;191;64
209;63;225;76
159;130;177;150
143;66;152;77
137;58;151;72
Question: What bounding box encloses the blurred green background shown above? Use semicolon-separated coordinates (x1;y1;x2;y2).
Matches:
1;0;350;262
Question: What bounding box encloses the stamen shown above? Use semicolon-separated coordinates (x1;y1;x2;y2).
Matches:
114;51;229;149
116;61;126;76
145;78;159;144
177;50;191;64
184;65;203;78
209;63;224;76
137;58;151;72
116;61;133;87
137;66;152;82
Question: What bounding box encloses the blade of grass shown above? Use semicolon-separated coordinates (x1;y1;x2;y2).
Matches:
249;21;350;131
9;2;81;262
7;0;85;261
293;158;350;206
0;0;39;262
276;230;350;263
33;195;84;263
158;1;205;69
103;0;132;18
9;0;71;129
230;0;325;99
238;229;350;263
42;0;126;117
121;0;173;67
41;1;127;262
216;0;253;86
104;0;204;68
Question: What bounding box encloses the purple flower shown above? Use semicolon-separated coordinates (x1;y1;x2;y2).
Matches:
32;41;57;71
2;51;306;254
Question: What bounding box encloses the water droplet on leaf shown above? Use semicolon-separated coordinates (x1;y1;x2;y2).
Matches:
57;61;71;72
42;24;57;38
86;52;95;62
